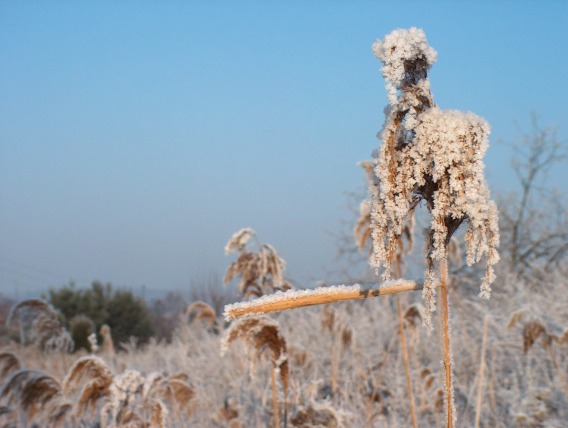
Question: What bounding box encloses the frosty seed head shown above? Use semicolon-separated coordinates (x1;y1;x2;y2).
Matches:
369;28;499;328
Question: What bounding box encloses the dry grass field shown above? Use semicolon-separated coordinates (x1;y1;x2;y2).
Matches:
1;27;567;428
0;263;567;427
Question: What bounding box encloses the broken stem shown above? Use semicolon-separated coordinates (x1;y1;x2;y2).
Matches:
224;281;425;321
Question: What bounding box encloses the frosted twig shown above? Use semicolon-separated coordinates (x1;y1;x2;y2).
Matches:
224;280;427;321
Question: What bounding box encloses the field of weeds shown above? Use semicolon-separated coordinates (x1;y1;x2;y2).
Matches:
1;26;567;428
0;265;567;427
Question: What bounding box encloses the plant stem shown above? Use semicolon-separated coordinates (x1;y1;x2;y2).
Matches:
397;295;418;428
225;281;424;320
440;258;454;428
271;366;280;428
474;316;489;428
547;345;568;402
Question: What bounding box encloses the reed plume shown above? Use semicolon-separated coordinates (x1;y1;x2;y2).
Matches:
224;228;292;299
0;352;21;384
63;355;113;416
0;369;63;422
507;309;568;399
291;402;340;427
222;316;289;427
7;299;73;352
100;324;115;356
187;301;219;332
143;371;196;422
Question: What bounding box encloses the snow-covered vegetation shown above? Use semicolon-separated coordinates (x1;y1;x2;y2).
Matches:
0;28;567;428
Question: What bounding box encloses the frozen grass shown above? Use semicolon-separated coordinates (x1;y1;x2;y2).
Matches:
0;266;567;426
224;280;422;321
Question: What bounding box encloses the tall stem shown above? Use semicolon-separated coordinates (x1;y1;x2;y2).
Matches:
224;281;423;320
397;295;418;428
271;366;280;428
440;258;454;428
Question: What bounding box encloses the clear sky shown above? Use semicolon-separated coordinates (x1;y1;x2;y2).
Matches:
1;1;567;298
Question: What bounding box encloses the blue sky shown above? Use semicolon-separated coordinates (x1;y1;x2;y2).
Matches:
1;1;567;298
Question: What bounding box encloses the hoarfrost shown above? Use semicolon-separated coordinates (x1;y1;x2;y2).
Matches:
369;28;499;327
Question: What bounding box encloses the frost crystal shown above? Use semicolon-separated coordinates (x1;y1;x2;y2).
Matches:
369;28;499;326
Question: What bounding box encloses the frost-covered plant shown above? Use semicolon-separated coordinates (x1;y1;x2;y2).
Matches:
221;316;289;428
224;228;292;299
7;299;74;352
368;27;500;427
87;333;99;354
63;355;113;418
369;27;499;324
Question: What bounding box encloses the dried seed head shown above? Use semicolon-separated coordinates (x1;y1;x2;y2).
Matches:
225;228;256;255
217;397;239;422
434;388;445;413
369;28;499;327
99;324;115;355
0;369;63;422
0;352;21;383
149;400;169;428
224;230;292;299
222;316;289;399
340;326;353;350
403;303;424;329
63;355;113;416
291;402;340;427
507;309;561;353
187;301;218;327
419;368;432;380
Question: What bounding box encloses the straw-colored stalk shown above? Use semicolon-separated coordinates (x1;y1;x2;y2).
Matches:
397;296;417;428
224;281;424;321
438;258;454;428
327;314;352;404
187;301;218;332
419;369;436;413
290;402;340;427
474;316;489;428
270;366;280;428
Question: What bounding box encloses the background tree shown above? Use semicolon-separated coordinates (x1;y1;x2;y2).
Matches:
499;114;568;277
47;281;154;347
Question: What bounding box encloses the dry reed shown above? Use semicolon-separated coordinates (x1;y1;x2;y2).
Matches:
224;228;292;300
224;281;424;320
63;355;113;417
222;316;289;427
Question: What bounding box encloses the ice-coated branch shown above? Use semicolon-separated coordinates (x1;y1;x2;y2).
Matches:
224;280;425;321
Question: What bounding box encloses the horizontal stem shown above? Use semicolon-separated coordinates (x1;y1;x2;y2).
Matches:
224;280;423;321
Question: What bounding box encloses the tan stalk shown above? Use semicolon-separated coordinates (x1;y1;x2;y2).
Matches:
474;316;489;428
366;332;397;426
397;295;418;428
393;253;418;428
271;366;280;428
331;337;339;402
439;257;454;428
224;281;425;320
